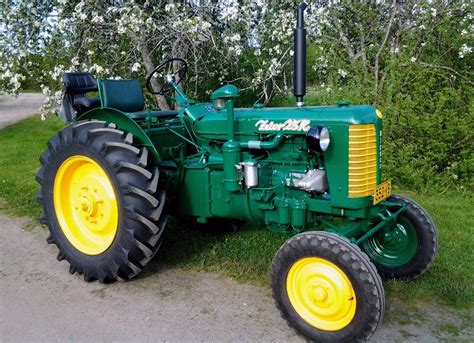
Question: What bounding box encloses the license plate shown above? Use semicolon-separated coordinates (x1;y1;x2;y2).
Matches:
373;179;392;205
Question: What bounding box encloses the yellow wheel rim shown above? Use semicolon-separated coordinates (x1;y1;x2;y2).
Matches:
286;257;357;331
53;155;118;255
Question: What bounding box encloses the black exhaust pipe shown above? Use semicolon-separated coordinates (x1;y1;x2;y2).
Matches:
293;2;307;107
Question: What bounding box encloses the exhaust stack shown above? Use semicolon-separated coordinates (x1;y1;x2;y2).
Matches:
293;2;307;107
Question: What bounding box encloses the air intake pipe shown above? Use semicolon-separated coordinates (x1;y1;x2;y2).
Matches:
293;2;307;107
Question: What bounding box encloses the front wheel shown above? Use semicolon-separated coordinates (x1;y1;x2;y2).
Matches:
362;194;438;280
271;232;384;342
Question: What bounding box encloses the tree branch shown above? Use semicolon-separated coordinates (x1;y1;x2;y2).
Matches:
373;1;397;100
417;62;474;85
331;17;355;59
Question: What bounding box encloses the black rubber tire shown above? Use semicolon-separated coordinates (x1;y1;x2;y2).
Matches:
270;231;384;342
362;194;439;280
36;120;167;283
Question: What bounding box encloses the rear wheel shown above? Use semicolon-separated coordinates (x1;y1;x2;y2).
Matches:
362;194;438;280
271;232;384;342
36;120;167;282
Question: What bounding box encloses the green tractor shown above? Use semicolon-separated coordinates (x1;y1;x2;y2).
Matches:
37;3;438;341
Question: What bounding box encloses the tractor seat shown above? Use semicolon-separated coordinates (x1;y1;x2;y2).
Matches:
74;96;100;109
98;79;178;119
62;72;101;114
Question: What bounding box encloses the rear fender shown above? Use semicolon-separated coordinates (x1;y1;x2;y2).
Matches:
78;107;161;163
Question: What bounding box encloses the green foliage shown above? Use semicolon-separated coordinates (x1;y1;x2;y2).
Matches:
312;2;473;190
381;83;473;192
1;0;472;190
0;117;472;308
271;79;473;191
270;0;474;190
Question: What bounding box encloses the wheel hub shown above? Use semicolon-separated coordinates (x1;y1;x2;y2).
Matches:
313;286;328;302
75;186;104;225
363;216;418;267
54;155;118;255
286;257;356;331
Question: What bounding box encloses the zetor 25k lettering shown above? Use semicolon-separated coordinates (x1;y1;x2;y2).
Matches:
255;119;311;132
37;3;438;342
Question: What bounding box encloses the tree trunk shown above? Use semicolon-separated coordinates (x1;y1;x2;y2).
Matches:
130;32;170;110
172;38;189;94
140;44;170;110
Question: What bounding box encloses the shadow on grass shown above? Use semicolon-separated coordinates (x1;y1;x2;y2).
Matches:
138;217;290;285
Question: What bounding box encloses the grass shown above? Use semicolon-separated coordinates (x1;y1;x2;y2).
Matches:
1;116;473;309
0;116;64;217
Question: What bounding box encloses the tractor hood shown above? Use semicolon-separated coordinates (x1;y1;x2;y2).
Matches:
185;103;379;141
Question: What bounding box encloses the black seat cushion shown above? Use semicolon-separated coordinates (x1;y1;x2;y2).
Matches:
73;96;100;110
63;72;98;94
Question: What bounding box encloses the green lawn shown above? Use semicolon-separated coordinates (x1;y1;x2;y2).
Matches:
1;116;472;309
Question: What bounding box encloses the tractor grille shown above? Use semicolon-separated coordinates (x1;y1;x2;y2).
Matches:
348;124;377;197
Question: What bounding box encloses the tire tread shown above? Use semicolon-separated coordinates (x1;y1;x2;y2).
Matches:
270;231;384;342
36;119;166;282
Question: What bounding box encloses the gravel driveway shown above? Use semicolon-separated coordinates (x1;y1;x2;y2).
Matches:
0;93;46;129
1;213;472;342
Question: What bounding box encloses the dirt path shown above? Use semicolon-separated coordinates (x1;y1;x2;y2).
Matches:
0;93;46;129
1;213;472;342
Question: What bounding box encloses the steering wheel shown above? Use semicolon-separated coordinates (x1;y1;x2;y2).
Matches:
146;57;187;95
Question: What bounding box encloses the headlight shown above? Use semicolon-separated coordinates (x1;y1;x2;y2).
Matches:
213;98;226;110
306;125;331;152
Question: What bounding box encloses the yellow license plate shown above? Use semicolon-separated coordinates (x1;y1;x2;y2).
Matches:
373;179;392;205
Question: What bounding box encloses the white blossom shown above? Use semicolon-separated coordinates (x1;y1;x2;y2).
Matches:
40;84;49;95
91;14;104;24
71;57;80;67
165;4;175;12
131;63;141;72
225;34;241;42
268;58;281;76
337;69;347;78
459;44;472;58
220;1;239;21
90;64;105;74
7;73;25;92
51;65;64;80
